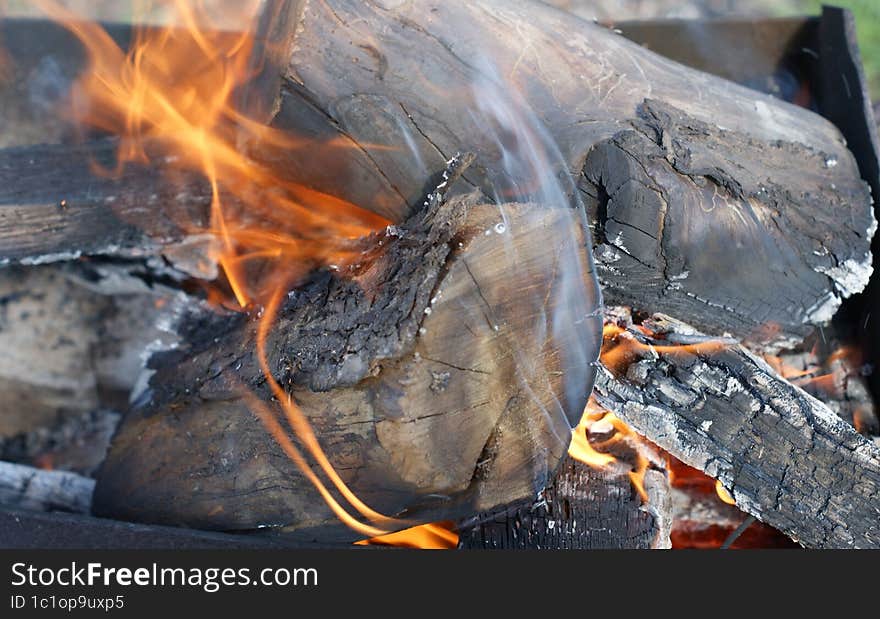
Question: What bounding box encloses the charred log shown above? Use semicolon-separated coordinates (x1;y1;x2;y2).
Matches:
458;445;671;549
0;139;208;265
0;1;875;347
276;0;875;347
0;460;94;514
594;312;880;549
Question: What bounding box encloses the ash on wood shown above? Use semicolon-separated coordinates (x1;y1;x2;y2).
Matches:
0;460;94;514
582;99;874;349
594;311;880;549
277;0;874;347
0;1;877;548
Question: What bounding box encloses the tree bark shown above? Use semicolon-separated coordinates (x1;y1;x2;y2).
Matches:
594;312;880;549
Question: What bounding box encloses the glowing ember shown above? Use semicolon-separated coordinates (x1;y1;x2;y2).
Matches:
572;319;745;504
356;522;459;549
764;344;865;403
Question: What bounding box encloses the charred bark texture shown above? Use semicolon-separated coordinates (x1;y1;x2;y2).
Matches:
0;1;877;545
277;0;875;346
594;313;880;549
0;139;207;264
458;451;671;550
581;99;874;348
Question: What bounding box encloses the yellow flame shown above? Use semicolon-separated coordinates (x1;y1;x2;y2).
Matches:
568;399;616;469
255;286;401;534
715;480;736;505
36;0;388;309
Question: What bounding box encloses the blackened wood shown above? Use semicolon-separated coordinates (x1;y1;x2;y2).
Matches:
581;99;873;350
1;3;874;347
0;508;334;549
237;1;307;124
458;452;671;550
93;162;603;539
0;460;94;514
593;313;880;549
279;0;874;347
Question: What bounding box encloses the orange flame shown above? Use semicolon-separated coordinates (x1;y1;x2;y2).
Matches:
356;522;459;549
569;398;617;469
37;0;388;309
599;323;729;376
37;0;400;537
568;396;649;503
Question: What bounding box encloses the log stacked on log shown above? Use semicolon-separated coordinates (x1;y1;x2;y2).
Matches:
0;1;876;547
0;1;874;347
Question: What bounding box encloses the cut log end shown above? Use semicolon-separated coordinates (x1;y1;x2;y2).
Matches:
92;169;604;538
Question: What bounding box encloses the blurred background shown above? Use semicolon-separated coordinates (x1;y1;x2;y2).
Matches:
3;1;878;97
550;0;880;96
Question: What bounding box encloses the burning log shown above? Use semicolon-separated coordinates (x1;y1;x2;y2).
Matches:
0;0;876;348
275;0;875;348
594;311;880;549
91;157;604;538
0;459;94;514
